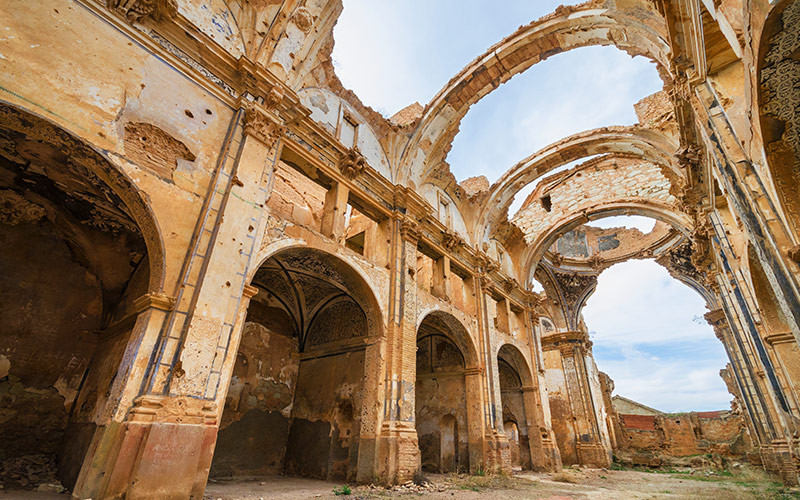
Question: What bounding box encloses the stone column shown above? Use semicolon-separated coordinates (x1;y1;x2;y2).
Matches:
523;308;562;471
71;98;286;499
475;276;511;473
542;332;610;468
465;366;489;473
706;308;799;484
320;180;349;240
373;215;421;483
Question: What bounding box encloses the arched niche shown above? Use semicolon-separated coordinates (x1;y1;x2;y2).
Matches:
0;102;163;490
298;88;393;181
211;246;382;482
497;344;535;470
415;311;478;473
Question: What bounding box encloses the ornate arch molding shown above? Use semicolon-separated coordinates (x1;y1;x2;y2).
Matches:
0;100;167;293
474;126;682;243
497;343;534;389
520;202;693;288
757;0;800;241
417;310;480;368
537;264;598;332
655;238;719;307
249;246;384;350
396;2;673;186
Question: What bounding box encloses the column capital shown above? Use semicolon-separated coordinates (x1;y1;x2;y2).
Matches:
704;308;729;341
399;217;421;244
241;99;286;147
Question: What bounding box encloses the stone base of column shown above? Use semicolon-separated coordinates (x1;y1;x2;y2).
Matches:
537;436;563;472
374;422;419;485
482;434;512;474
71;395;218;500
576;441;611;468
761;440;800;485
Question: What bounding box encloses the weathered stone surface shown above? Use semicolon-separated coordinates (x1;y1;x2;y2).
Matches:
1;0;798;496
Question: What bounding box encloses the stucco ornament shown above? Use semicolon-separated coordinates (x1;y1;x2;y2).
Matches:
107;0;178;22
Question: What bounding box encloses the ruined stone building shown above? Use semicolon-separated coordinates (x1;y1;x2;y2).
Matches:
1;0;800;498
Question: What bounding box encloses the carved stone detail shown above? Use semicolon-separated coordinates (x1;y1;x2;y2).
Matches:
705;308;729;342
400;218;420;243
291;7;315;33
442;230;463;252
242;101;286;147
128;395;217;425
107;0;177;23
551;270;597;309
339;148;366;180
657;239;703;283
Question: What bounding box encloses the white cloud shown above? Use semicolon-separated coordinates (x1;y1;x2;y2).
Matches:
333;0;585;116
586;215;657;233
585;260;731;412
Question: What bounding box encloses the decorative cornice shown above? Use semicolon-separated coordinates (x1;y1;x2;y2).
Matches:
704;308;727;326
541;330;590;352
764;332;795;346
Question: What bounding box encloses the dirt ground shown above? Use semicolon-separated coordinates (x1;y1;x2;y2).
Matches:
201;467;800;500
2;467;797;499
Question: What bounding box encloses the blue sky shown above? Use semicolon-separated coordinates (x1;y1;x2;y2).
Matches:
333;1;731;412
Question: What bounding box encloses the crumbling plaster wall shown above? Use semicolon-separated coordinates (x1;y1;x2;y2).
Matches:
0;0;238;293
513;157;677;242
616;411;753;466
542;350;578;465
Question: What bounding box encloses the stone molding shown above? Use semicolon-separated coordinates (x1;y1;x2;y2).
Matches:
242;100;286;147
242;284;259;298
764;332;796;346
133;292;176;313
128;395;218;425
106;0;177;23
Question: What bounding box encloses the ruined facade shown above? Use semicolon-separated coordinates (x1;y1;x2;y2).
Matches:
1;0;800;498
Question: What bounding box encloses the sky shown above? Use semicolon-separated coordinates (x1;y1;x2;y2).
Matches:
332;1;731;412
584;260;731;412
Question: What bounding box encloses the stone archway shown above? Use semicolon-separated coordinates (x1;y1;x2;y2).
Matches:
0;103;162;491
415;311;480;474
211;247;382;483
497;344;536;471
